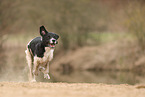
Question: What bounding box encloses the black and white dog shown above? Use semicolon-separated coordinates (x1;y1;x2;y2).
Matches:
25;26;59;82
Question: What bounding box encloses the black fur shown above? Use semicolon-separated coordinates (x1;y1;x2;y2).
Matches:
28;26;59;58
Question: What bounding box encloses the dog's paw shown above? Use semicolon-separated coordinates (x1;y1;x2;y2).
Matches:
31;79;37;82
33;70;38;76
44;74;50;79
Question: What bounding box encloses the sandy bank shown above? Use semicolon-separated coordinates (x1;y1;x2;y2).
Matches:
0;82;145;97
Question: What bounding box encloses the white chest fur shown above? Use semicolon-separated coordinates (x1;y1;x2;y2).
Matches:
44;47;54;61
34;47;54;65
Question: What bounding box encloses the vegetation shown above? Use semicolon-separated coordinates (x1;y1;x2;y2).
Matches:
0;0;111;50
0;0;145;74
125;1;145;50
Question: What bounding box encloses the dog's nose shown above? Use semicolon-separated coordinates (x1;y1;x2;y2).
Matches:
52;40;55;43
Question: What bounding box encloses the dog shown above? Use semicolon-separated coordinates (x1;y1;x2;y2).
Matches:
25;25;59;82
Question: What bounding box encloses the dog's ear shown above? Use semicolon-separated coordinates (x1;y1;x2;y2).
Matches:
40;25;48;36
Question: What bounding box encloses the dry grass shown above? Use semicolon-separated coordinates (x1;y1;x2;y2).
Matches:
0;82;145;97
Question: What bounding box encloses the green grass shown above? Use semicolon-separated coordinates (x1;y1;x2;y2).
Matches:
88;32;135;44
4;32;135;48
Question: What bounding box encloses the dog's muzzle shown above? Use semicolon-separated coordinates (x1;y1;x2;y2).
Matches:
48;39;58;48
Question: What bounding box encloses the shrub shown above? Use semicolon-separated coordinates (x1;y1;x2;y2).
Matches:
125;1;145;50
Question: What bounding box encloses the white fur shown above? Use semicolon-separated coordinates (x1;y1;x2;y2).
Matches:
25;48;34;81
25;47;54;82
34;47;54;65
50;38;57;44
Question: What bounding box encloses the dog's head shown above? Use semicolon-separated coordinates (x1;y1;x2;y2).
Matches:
40;25;59;48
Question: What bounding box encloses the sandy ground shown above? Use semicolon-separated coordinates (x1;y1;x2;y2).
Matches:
0;82;145;97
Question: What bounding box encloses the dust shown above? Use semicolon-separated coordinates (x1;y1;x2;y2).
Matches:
0;66;28;82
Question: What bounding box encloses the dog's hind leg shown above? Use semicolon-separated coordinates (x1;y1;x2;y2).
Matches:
33;57;39;76
25;48;35;82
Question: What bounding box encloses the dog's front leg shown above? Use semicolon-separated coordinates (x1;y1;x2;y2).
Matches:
43;62;50;79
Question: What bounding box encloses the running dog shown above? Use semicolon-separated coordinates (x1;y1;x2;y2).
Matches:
25;25;59;82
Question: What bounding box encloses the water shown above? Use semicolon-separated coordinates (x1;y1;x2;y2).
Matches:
1;66;145;85
38;70;145;85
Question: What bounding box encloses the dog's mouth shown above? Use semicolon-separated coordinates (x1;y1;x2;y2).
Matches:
46;40;58;48
48;43;55;48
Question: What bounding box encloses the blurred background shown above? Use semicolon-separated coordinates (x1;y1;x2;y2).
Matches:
0;0;145;84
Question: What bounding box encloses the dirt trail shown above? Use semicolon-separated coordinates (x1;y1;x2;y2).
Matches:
0;82;145;97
